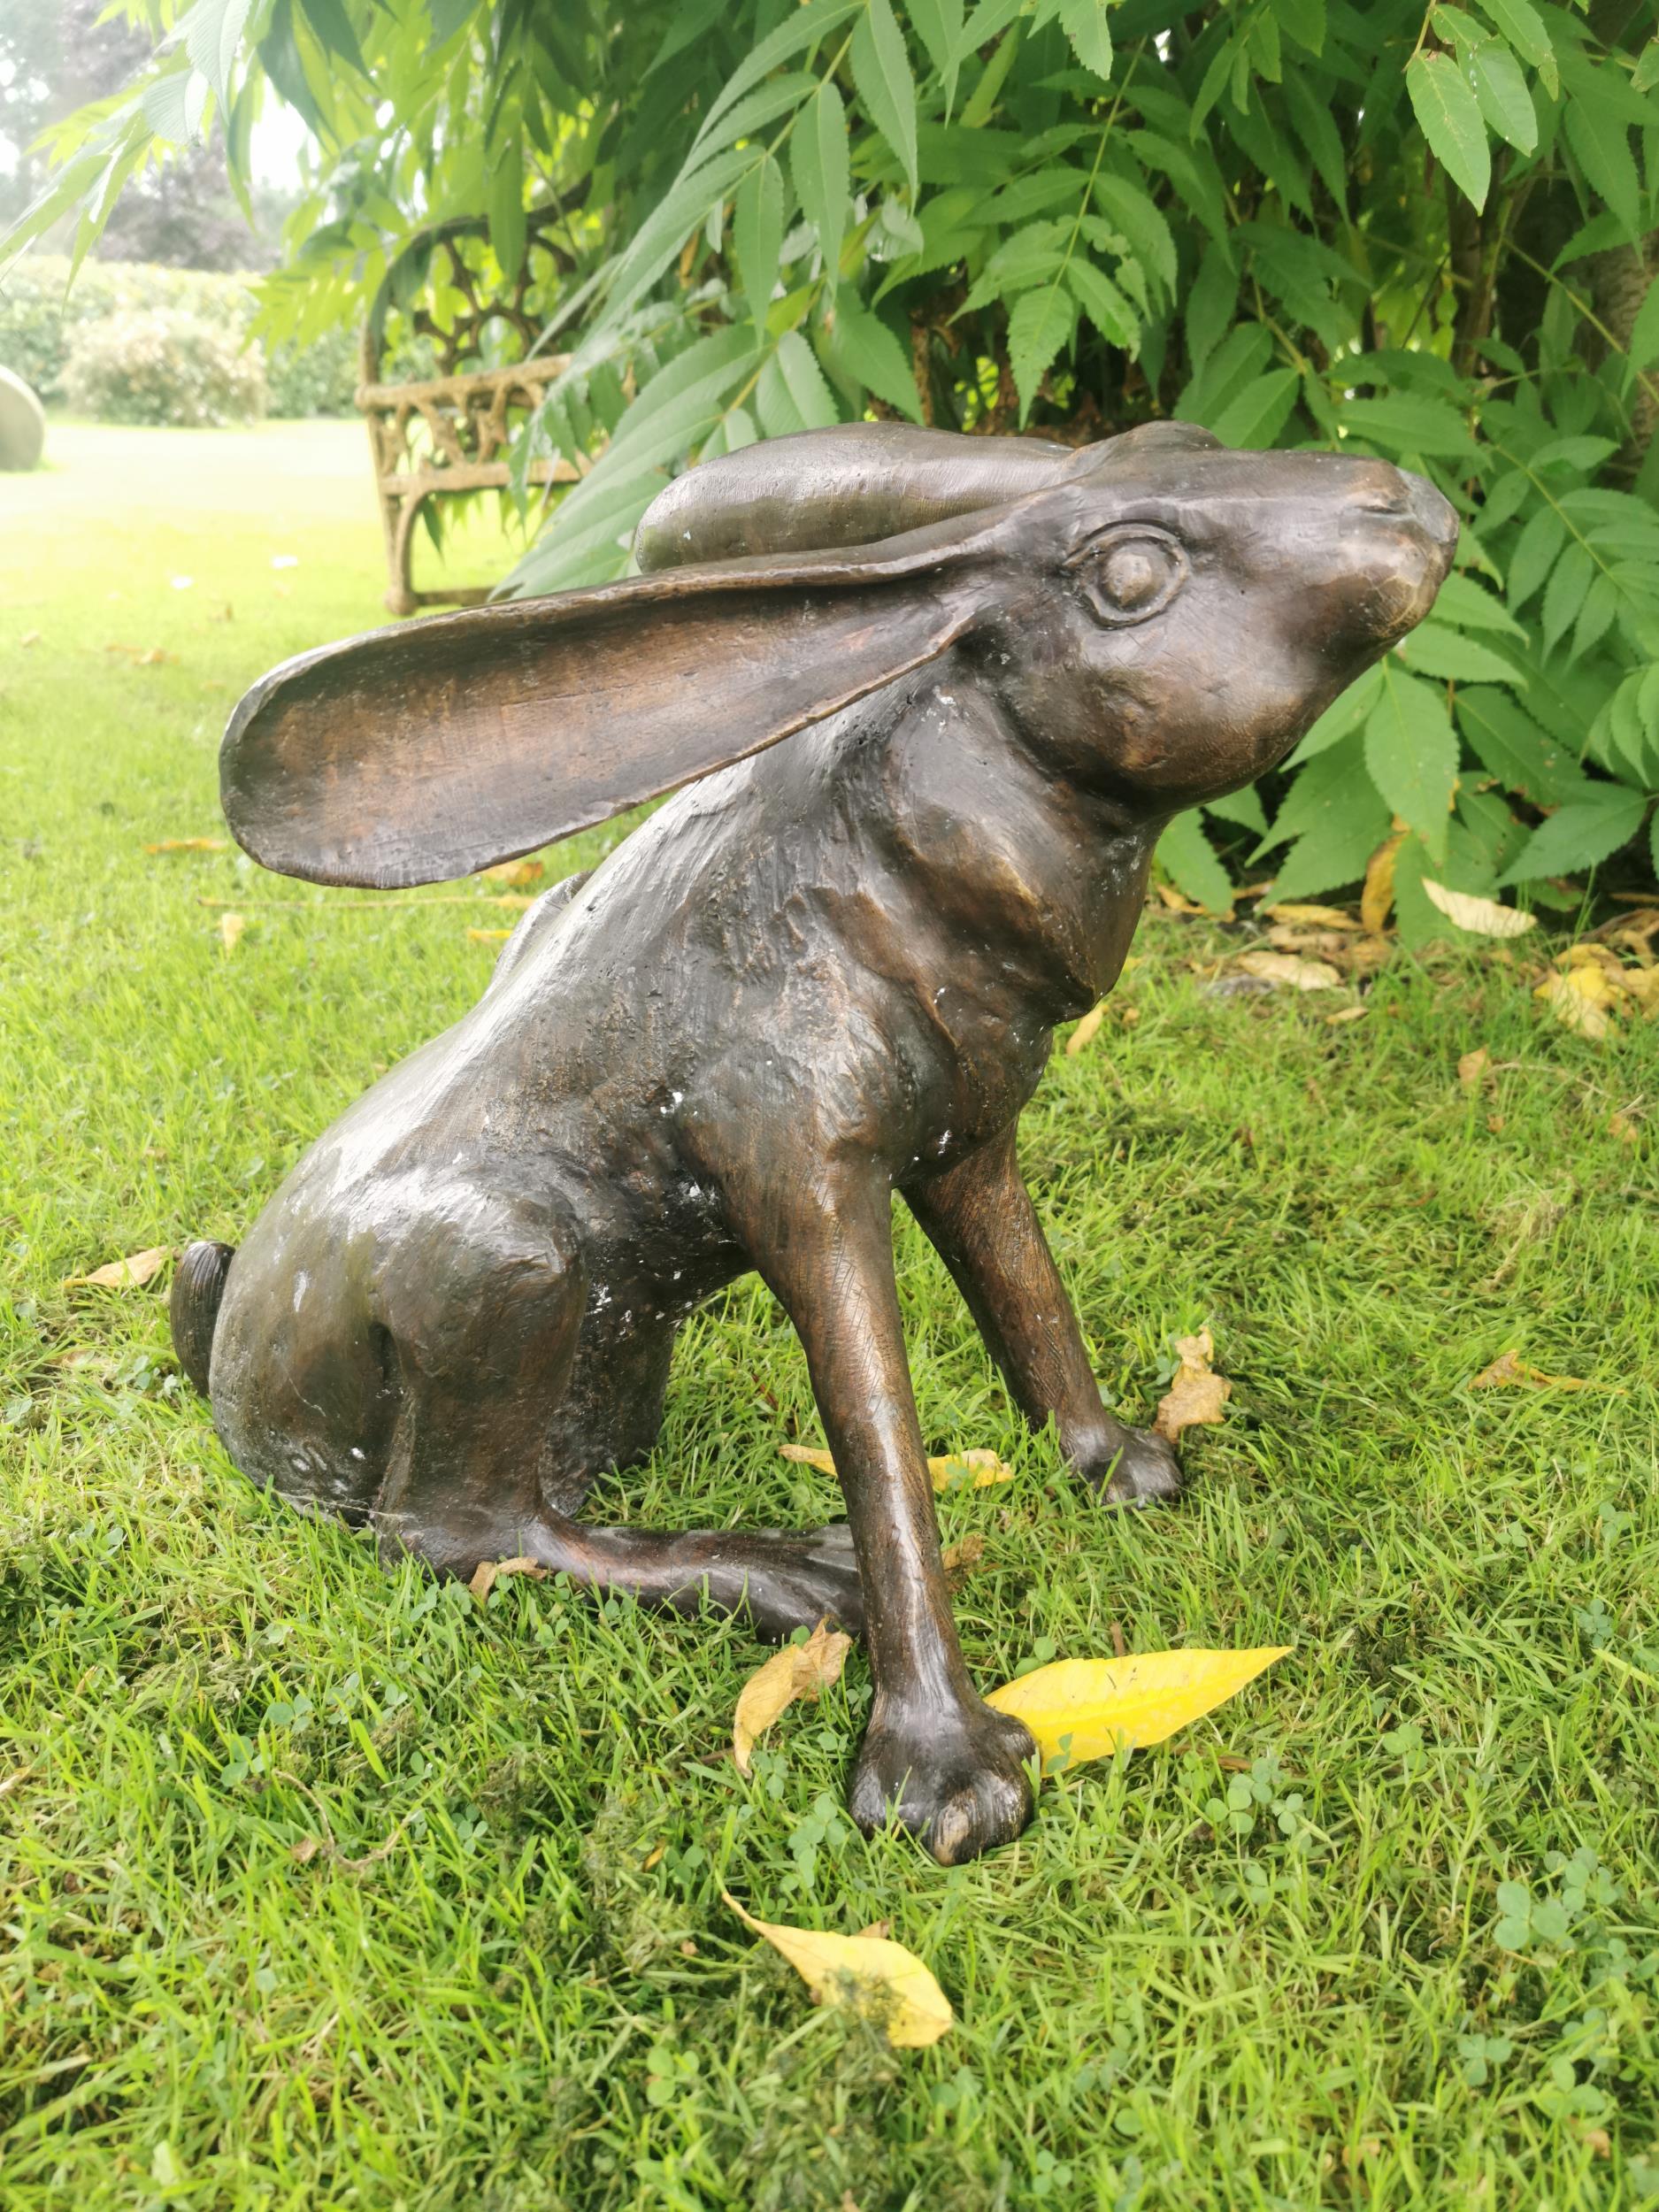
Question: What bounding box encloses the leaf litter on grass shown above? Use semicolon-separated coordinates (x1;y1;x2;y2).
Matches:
63;1245;172;1289
733;1619;851;1775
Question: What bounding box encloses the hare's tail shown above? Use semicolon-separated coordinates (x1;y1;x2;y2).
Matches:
171;1240;236;1396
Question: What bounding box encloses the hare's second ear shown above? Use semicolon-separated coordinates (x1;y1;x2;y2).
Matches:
222;530;994;887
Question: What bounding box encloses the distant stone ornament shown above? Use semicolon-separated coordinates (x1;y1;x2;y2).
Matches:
173;422;1456;1863
0;365;45;471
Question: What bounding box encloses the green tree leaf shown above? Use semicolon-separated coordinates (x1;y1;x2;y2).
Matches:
1471;0;1554;80
908;0;965;112
1066;257;1139;353
183;0;256;113
1185;241;1237;374
1008;283;1075;422
1470;42;1536;154
1272;0;1325;56
852;0;918;197
1563;93;1640;244
1395;625;1525;685
1498;790;1648;885
296;0;366;76
1340;393;1475;458
1407;50;1490;211
1157;810;1234;910
1457;688;1594;806
1629;276;1659;373
734;155;786;336
488;135;526;281
821;293;924;420
793;82;851;292
1364;664;1461;864
1057;0;1113;83
1209;366;1300;448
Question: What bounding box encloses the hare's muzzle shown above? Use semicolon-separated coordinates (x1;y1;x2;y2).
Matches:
1332;463;1459;643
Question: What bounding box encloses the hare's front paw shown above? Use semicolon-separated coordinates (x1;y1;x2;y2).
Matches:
849;1695;1034;1864
1083;1423;1182;1507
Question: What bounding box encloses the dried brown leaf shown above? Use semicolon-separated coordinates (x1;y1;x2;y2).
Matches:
1361;833;1405;936
1235;950;1342;992
1065;1002;1107;1056
780;1441;1013;1492
733;1620;852;1774
941;1532;986;1584
145;836;226;854
1264;902;1362;930
1421;879;1537;939
1457;1048;1491;1093
468;1554;548;1602
64;1245;172;1290
1154;1329;1233;1441
1470;1349;1592;1391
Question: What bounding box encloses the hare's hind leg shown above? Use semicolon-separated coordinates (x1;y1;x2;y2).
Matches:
907;1129;1180;1504
370;1186;863;1635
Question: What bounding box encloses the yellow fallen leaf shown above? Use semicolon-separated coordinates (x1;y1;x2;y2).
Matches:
480;858;545;887
986;1647;1291;1770
1154;1329;1232;1442
721;1891;952;2047
1361;833;1405;936
1457;1047;1491;1092
1264;902;1362;930
1324;1004;1368;1026
1535;968;1614;1041
1267;926;1355;958
466;926;515;943
1235;950;1342;991
218;911;245;956
145;836;226;854
780;1441;1013;1492
1065;1002;1106;1056
468;1554;547;1601
733;1618;852;1774
64;1245;172;1290
1421;879;1537;939
1469;1349;1594;1391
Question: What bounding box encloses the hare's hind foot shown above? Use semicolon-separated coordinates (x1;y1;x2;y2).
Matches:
381;1508;864;1641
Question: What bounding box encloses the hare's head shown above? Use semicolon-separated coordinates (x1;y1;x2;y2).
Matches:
953;424;1459;810
220;422;1455;887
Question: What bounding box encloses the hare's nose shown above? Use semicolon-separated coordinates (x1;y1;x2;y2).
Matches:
1403;470;1459;551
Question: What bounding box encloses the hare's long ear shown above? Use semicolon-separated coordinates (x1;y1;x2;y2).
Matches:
220;518;1007;888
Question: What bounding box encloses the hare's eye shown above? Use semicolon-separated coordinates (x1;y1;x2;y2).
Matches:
1075;529;1186;626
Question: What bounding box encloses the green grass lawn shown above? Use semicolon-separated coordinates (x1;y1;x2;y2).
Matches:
3;421;1658;2212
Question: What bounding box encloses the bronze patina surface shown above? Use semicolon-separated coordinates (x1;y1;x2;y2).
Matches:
173;422;1456;1863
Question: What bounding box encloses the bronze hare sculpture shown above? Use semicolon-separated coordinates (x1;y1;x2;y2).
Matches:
173;421;1456;1864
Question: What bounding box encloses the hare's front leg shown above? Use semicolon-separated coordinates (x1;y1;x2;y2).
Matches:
740;1169;1034;1864
908;1129;1180;1505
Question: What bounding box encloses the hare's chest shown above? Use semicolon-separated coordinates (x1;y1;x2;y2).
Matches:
896;978;1053;1175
